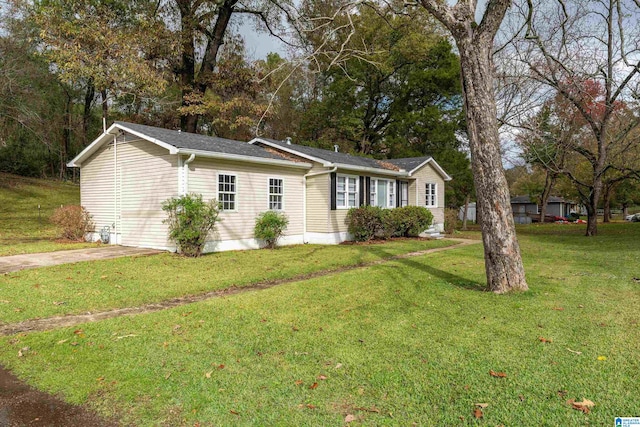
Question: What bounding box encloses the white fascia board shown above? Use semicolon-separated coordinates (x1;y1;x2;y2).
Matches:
249;137;333;167
67;123;178;167
332;163;408;177
67;123;119;167
408;158;453;181
177;148;313;169
115;124;179;155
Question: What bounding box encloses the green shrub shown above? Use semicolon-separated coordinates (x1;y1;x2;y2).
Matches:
162;194;221;257
254;211;289;249
50;205;95;241
346;205;388;241
386;206;434;237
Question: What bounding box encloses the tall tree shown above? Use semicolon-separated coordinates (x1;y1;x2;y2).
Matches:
31;0;167;124
418;0;528;292
510;0;640;236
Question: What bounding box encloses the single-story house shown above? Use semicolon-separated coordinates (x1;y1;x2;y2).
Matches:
511;195;578;224
68;122;451;252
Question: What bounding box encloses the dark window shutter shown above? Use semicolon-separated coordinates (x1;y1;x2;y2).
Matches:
396;181;401;207
359;176;365;206
330;172;337;211
365;177;371;205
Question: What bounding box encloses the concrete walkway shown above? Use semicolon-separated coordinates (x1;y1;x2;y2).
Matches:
0;246;163;274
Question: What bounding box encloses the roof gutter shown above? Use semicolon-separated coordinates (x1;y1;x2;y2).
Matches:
177;148;312;169
331;163;408;177
304;166;337;178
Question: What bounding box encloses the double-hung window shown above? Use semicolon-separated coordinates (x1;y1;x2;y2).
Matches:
399;181;409;207
269;178;284;210
218;174;236;211
369;178;395;208
425;183;437;208
337;175;358;209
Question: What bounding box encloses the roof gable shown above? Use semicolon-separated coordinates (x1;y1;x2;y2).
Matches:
250;137;451;180
68;122;310;168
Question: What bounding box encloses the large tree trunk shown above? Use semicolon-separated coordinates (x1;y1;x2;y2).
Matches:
457;40;528;293
82;78;95;146
585;176;602;236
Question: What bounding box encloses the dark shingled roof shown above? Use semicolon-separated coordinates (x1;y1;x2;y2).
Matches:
258;138;400;171
386;156;432;172
116;122;287;161
511;195;572;204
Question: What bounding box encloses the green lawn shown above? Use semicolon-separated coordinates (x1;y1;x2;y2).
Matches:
0;239;455;325
1;223;639;426
0;173;96;255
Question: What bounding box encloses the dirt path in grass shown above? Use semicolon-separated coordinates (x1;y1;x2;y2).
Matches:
0;365;117;427
0;238;480;336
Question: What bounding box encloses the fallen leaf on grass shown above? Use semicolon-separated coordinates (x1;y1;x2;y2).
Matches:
567;398;595;413
306;404;317;409
52;301;66;306
164;372;171;379
566;348;582;355
552;307;565;311
474;403;488;408
294;380;304;386
96;377;104;381
597;356;607;361
489;370;507;378
539;337;552;343
229;410;240;416
56;339;69;345
335;363;343;369
73;329;83;335
345;414;356;423
205;371;212;378
473;408;483;418
309;382;318;390
17;347;29;357
317;375;327;380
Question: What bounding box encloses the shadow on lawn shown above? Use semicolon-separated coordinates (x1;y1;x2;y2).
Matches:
370;245;487;292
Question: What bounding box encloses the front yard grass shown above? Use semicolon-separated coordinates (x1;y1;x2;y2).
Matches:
0;239;455;325
1;223;639;425
0;173;96;256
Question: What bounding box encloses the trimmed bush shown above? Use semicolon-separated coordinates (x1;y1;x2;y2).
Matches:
162;194;221;257
50;205;95;241
254;211;289;249
386;206;434;237
346;205;388;241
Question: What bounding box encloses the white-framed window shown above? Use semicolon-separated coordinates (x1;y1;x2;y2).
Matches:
399;181;409;207
268;178;284;210
369;178;396;208
337;174;359;209
218;173;237;211
425;182;437;208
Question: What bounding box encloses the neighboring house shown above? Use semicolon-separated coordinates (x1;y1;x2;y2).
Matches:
510;195;577;224
68;122;451;252
458;202;477;223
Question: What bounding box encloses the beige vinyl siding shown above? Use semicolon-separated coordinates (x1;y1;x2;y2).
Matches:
117;138;177;249
80;136;177;248
80;144;115;233
305;167;330;233
188;157;306;241
411;162;445;226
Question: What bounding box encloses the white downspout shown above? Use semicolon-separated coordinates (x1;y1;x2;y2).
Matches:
113;132;117;244
182;153;196;195
303;166;337;243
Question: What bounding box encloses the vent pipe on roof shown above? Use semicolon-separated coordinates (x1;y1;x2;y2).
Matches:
334;145;339;152
285;137;292;145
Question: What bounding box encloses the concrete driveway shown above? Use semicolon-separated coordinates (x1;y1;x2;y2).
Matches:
0;246;162;274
